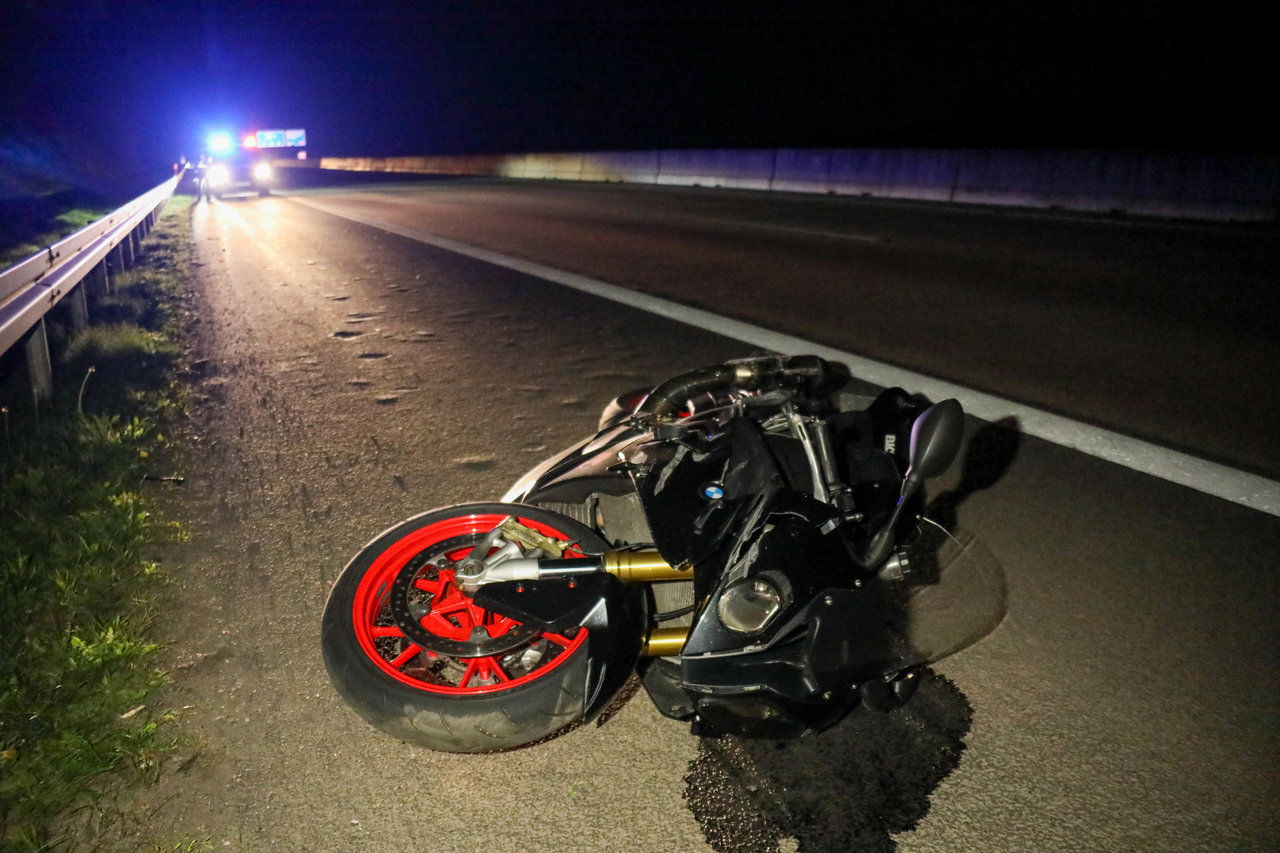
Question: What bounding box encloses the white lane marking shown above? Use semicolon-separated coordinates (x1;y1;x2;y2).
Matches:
292;195;1280;517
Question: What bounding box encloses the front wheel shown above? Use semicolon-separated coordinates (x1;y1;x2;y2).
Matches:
321;503;612;752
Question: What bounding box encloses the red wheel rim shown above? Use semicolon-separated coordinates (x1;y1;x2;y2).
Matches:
350;512;589;694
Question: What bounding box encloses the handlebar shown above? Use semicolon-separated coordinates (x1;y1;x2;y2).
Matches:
635;355;848;423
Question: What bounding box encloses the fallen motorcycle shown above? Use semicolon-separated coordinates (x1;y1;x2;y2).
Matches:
321;355;1005;752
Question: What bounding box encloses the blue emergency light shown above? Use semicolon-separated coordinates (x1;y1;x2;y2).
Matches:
207;132;234;154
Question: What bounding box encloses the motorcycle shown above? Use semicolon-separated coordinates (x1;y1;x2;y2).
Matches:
320;355;1005;752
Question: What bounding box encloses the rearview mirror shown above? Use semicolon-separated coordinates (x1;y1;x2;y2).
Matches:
860;398;966;570
906;399;965;488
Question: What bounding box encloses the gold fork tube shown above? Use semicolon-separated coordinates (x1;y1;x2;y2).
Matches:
641;626;689;656
602;551;691;582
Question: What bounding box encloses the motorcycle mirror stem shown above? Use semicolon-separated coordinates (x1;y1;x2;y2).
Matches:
861;399;965;569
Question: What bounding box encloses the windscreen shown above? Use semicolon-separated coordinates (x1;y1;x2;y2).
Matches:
898;524;1008;666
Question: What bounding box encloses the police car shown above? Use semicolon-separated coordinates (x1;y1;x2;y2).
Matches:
201;129;304;198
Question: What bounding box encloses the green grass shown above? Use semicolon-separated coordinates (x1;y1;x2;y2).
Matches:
0;197;115;269
62;325;180;412
0;197;195;851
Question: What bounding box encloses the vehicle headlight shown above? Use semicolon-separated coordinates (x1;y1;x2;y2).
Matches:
253;163;273;181
717;577;783;634
207;164;230;187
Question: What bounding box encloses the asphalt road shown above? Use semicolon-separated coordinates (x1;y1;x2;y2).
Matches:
128;182;1279;852
282;174;1280;479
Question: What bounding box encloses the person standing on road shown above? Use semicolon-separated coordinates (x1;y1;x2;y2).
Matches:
192;154;212;202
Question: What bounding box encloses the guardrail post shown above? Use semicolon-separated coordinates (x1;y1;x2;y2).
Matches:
24;319;53;405
106;244;126;289
120;235;134;268
68;283;89;329
130;227;142;257
89;260;111;296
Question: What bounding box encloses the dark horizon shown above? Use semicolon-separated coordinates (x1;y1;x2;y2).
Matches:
2;1;1275;195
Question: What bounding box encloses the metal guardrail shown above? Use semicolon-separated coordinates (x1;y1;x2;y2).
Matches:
0;174;180;402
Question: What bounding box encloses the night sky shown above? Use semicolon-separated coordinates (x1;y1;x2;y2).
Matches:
1;1;1273;193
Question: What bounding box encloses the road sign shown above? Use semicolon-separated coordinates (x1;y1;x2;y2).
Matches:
252;129;307;149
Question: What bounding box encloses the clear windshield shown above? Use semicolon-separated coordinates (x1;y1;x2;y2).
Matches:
896;523;1008;666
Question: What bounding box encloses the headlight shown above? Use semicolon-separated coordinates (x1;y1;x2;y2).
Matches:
207;164;230;187
717;577;783;634
253;163;273;181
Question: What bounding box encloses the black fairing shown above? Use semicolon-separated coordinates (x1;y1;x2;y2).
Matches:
683;588;893;736
676;488;906;738
681;491;841;655
636;417;782;569
680;584;906;737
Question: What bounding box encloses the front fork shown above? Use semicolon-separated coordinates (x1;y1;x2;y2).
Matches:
457;546;693;655
785;404;859;517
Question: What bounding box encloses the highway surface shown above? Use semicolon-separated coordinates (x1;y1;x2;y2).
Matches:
131;177;1278;852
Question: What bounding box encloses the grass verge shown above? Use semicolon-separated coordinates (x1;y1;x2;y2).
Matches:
0;192;114;268
0;196;198;851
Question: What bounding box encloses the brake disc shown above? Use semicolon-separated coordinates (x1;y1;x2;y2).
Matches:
386;534;540;658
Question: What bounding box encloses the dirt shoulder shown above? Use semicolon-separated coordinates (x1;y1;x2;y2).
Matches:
111;196;739;852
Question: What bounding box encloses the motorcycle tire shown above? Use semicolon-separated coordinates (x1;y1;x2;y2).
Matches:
321;502;613;753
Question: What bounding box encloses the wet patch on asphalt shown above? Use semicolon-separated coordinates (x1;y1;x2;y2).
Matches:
457;456;497;471
356;352;389;359
332;330;364;340
683;670;971;852
374;395;399;405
